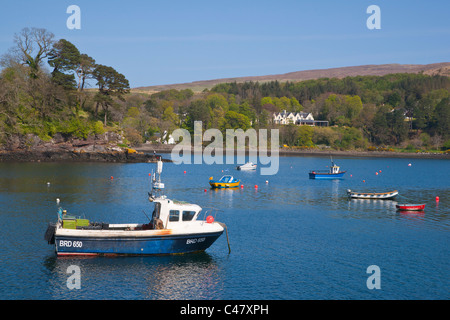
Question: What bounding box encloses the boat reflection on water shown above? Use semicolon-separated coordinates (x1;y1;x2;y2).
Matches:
43;252;223;299
346;199;399;219
399;210;425;217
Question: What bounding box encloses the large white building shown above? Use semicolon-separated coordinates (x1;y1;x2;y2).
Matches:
273;110;314;125
273;110;328;126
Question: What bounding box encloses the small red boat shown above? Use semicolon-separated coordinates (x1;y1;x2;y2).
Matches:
396;204;425;211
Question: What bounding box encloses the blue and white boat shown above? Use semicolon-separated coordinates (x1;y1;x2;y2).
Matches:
45;159;228;256
309;158;346;179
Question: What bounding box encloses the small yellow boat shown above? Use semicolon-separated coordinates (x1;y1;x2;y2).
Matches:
209;175;240;188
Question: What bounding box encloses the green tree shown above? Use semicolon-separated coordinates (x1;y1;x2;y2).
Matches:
162;106;179;126
434;97;450;138
220;111;251;131
48;39;81;90
296;126;314;147
206;93;228;110
183;99;211;133
92;64;130;125
75;54;96;92
290;97;303;112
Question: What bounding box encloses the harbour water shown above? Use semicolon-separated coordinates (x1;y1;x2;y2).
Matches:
0;155;448;300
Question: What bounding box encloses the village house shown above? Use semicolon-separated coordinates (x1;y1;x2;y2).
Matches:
273;110;328;126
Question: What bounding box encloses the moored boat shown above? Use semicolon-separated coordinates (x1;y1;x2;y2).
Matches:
237;162;257;170
44;160;227;256
209;175;240;188
309;158;346;179
347;189;398;200
396;203;425;211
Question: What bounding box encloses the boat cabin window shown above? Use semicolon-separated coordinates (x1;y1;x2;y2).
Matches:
169;210;180;222
182;210;196;221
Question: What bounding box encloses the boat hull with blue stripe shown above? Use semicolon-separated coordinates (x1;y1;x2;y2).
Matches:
54;227;223;256
309;158;346;179
309;171;346;179
45;159;227;256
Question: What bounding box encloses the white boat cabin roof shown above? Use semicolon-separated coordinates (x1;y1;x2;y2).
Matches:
151;196;203;228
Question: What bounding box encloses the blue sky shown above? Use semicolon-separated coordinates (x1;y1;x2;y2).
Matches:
0;0;449;88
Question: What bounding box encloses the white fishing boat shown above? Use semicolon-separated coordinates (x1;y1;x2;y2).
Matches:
237;162;257;170
45;159;229;256
347;189;398;200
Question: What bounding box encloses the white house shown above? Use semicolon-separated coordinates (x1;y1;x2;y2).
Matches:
162;130;175;144
273;110;315;125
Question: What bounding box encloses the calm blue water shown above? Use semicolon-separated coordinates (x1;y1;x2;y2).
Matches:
0;155;449;300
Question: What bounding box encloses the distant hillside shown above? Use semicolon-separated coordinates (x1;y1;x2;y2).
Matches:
132;62;450;93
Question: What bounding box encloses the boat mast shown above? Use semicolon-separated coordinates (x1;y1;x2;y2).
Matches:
150;158;165;200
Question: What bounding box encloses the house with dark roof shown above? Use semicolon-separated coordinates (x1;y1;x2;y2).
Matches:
273;110;328;126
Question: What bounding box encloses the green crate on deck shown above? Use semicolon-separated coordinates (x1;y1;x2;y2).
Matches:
63;219;76;229
76;219;90;227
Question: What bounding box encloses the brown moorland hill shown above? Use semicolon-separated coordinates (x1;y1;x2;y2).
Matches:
132;62;450;94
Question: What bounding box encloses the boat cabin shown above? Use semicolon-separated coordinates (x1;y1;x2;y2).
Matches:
219;175;236;183
330;164;340;174
150;197;203;229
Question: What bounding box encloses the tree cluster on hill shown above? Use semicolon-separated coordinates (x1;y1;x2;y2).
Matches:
1;27;449;152
138;74;449;151
0;27;129;149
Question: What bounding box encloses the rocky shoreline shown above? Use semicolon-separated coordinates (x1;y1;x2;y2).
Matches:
136;144;449;160
0;149;167;163
0;135;448;163
0;133;171;163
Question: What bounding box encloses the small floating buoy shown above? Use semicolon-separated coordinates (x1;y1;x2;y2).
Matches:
363;180;365;183
47;182;50;186
408;163;412;167
110;176;113;180
436;196;440;202
254;185;258;189
265;180;268;184
379;170;382;173
375;172;378;175
240;185;243;189
56;198;60;204
350;174;352;177
183;170;186;174
204;189;207;192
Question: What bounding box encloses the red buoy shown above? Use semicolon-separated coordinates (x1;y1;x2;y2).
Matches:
436;196;440;202
206;215;214;223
